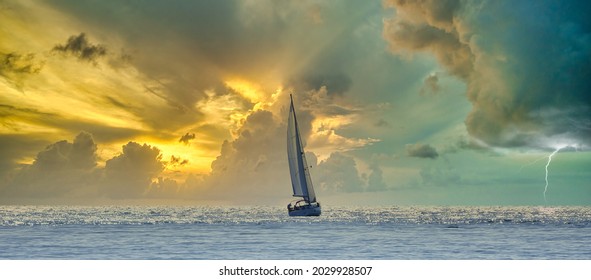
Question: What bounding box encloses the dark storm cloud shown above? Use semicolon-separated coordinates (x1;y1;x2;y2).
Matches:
53;33;107;62
406;143;439;159
384;0;591;149
383;5;473;79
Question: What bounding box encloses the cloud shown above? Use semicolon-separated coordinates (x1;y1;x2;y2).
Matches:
169;155;189;167
28;131;97;171
42;0;370;144
420;73;440;96
0;52;44;89
0;103;146;145
0;134;49;185
196;109;290;202
383;0;472;79
384;0;591;150
178;132;195;144
366;162;389;192
1;132;98;198
45;1;271;110
52;33;107;62
189;94;375;201
0;52;43;75
69;131;99;169
189;88;380;201
315;152;364;192
41;0;379;147
294;86;379;160
290;72;353;97
102;142;165;199
147;176;182;199
0;131;185;202
406;143;439;159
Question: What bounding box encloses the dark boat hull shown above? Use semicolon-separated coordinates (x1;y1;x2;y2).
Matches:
288;204;321;216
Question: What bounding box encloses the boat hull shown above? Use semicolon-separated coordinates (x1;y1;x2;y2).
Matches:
288;204;321;216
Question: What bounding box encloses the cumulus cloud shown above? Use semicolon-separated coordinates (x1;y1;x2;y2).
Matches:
53;33;107;62
102;142;165;199
0;131;183;202
147;176;181;199
197;109;290;202
384;0;591;150
69;132;99;169
185;94;376;201
315;152;364;192
406;143;439;159
1;132;98;198
366;162;389;192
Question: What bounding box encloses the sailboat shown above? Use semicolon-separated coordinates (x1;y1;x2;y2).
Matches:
286;94;321;216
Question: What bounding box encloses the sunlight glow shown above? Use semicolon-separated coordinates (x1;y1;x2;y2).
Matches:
225;78;263;103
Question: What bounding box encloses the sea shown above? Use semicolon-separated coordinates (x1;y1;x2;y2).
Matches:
0;205;590;260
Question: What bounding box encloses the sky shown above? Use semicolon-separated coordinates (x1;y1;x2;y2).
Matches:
0;0;589;206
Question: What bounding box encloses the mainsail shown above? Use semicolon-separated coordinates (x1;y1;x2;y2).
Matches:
287;95;316;203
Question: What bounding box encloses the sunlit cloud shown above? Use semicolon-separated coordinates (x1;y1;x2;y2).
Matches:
308;114;379;161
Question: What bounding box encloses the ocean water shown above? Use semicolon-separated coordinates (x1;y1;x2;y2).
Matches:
0;206;589;260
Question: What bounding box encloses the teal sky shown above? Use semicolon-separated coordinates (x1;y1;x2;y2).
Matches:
1;0;589;205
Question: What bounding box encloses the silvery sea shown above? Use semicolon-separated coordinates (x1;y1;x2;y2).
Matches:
0;206;589;259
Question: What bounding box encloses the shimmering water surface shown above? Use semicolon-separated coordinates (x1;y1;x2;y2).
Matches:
0;206;589;259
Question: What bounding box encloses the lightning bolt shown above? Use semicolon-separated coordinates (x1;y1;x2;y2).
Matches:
543;146;565;202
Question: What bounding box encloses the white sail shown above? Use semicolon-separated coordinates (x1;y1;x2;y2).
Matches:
287;95;316;203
